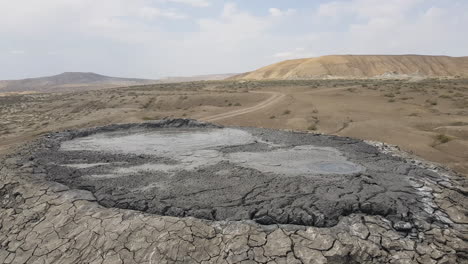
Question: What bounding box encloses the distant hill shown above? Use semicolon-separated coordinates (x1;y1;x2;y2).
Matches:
0;72;241;93
231;55;468;80
0;72;159;93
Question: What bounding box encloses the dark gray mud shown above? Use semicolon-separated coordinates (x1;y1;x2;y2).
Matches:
16;119;465;229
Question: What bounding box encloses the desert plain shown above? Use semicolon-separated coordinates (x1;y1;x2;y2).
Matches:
1;78;467;176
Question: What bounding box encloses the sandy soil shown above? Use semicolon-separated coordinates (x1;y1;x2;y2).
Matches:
1;79;467;176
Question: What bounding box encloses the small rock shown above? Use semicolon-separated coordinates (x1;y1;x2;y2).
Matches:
394;221;413;232
4;158;20;167
264;229;291;257
62;189;96;202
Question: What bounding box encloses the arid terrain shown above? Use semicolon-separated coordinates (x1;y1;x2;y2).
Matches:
0;72;159;93
2;0;468;261
1;77;468;263
0;72;238;93
233;55;468;80
1;78;467;176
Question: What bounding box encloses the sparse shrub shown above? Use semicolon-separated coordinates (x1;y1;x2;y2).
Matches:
270;115;276;119
408;113;419;117
307;124;317;131
450;121;468;126
435;134;452;144
426;99;438;106
142;97;156;109
234;103;241;106
142;116;159;121
384;93;395;98
456;99;468;108
283;110;291;115
388;99;396;103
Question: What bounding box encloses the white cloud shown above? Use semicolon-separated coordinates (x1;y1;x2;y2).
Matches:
221;3;238;18
9;50;26;55
0;0;187;44
312;0;468;56
317;0;424;19
159;3;282;75
273;48;316;59
198;3;271;42
0;0;467;80
138;6;187;20
269;8;296;17
0;0;187;33
167;0;210;7
273;51;293;58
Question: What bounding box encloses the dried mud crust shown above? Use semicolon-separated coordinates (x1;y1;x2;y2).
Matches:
1;119;467;264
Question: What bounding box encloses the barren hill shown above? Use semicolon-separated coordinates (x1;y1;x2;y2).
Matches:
233;55;468;80
0;72;240;94
0;72;159;93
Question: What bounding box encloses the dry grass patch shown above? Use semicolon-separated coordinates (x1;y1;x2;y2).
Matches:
431;134;453;147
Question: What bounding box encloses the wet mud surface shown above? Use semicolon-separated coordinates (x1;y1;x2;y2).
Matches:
19;119;465;228
1;119;467;263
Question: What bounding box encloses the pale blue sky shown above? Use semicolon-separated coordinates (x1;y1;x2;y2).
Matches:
1;0;467;79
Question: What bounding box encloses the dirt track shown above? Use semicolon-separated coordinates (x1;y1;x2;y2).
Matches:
202;87;351;123
202;91;286;122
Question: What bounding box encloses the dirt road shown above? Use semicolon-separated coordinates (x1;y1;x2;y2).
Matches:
202;91;286;122
202;87;350;122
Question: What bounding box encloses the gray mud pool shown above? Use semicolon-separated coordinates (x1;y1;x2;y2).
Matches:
29;119;456;227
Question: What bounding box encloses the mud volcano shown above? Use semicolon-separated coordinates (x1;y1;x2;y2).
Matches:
2;119;468;263
27;119;457;228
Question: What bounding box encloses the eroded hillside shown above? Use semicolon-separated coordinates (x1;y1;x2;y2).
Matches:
234;55;468;80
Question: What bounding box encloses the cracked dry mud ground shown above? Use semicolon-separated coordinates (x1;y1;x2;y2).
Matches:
1;119;467;263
